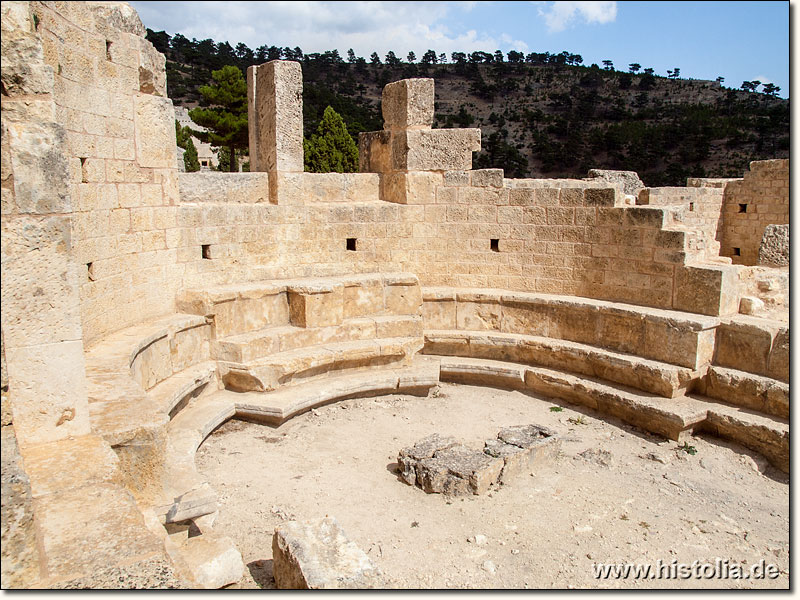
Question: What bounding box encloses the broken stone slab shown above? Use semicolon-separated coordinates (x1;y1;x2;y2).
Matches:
397;433;459;486
272;517;383;589
484;424;560;483
398;434;503;496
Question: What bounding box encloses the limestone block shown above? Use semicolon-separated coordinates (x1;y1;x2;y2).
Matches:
1;20;54;97
22;435;119;498
135;36;167;96
587;169;644;196
213;293;290;338
673;265;739;317
470;169;504;188
767;327;789;382
32;483;163;584
288;283;344;328
273;517;383;589
757;224;788;267
272;172;380;204
484;425;560;483
456;298;502;331
738;296;764;316
384;281;422;316
422;298;456;329
134;95;176;168
382;78;434;130
381;171;441;205
358;130;391;173
401;129;481;172
179;534;244;589
5;340;90;446
178;172;270;204
6;121;70;214
714;319;775;376
170;324;211;373
247;61;304;173
89;2;147;37
53;554;189;589
342;279;384;318
418;445;503;496
642;319;711;370
130;335;172;390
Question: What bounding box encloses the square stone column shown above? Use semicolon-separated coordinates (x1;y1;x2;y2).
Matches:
247;60;304;173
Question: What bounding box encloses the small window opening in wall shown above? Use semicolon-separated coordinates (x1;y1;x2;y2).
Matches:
490;239;500;252
106;40;113;61
80;157;88;183
738;203;748;213
346;238;357;251
688;202;695;212
201;244;211;259
732;247;741;256
87;262;95;282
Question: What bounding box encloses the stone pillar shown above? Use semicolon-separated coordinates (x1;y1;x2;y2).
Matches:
1;1;90;447
247;60;304;174
358;78;481;204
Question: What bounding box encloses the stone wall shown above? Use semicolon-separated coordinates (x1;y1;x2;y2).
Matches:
1;1;91;446
716;159;789;265
30;1;180;345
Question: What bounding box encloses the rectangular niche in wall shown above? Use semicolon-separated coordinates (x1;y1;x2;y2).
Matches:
490;239;500;252
732;247;741;256
201;244;211;259
346;238;357;251
739;203;748;213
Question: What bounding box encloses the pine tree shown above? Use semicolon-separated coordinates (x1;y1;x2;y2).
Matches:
183;137;200;172
303;106;359;173
188;65;248;172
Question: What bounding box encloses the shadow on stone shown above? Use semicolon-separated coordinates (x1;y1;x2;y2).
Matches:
247;559;275;589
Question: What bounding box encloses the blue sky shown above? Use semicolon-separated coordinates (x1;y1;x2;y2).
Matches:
131;1;790;96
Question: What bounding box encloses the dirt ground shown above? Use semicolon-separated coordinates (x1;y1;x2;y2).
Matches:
195;383;789;590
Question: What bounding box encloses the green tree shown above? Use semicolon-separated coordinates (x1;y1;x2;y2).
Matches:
188;65;248;172
183;137;200;172
303;106;358;173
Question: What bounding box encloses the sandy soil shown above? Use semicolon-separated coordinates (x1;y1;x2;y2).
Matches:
195;383;789;589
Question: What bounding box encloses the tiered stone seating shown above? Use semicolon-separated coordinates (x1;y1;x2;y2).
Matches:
420;288;788;472
177;273;426;393
697;315;789;419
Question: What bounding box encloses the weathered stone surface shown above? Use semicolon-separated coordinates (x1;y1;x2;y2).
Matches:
757;224;789;267
179;172;270;204
134;94;176;168
382;78;434;130
1;424;41;588
178;534;244;589
398;434;503;496
587;169;644;196
487;424;561;482
397;433;459;485
53;555;188;589
272;517;383;589
247;61;304;173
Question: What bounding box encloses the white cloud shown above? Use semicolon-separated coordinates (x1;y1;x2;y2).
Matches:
535;1;617;33
753;75;773;85
130;1;527;59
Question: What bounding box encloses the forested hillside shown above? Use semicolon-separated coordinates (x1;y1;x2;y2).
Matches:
147;30;789;186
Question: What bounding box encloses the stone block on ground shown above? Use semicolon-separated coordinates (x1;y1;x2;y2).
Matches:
398;434;503;496
272;517;383;589
485;424;560;482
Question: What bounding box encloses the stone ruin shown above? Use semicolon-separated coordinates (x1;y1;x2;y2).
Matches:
0;1;789;589
398;426;560;496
